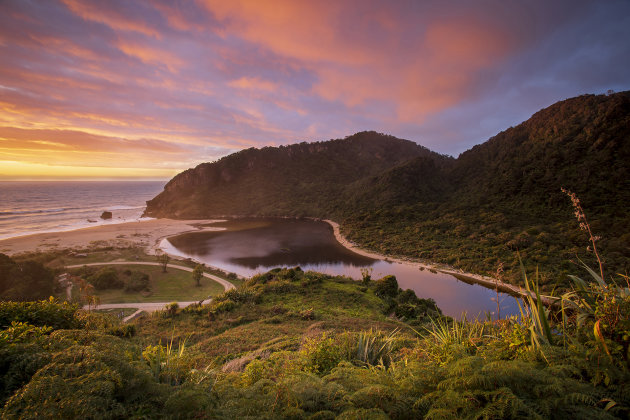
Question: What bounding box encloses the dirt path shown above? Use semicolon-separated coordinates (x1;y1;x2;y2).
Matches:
67;261;236;312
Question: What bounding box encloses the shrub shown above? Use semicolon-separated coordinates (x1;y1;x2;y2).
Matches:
0;322;52;345
164;387;214;417
353;329;398;368
360;268;372;285
0;299;81;330
300;308;316;320
106;324;136;338
394;290;441;319
374;275;399;298
214;288;259;304
0;255;55;301
2;333;167;418
165;302;179;317
301;333;346;374
212;299;237;314
336;408;389;420
124;271;150;292
143;338;190;385
88;267;124;290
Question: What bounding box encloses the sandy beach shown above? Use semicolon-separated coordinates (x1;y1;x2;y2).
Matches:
0;218;223;256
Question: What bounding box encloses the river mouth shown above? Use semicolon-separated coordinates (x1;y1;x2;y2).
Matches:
163;218;519;318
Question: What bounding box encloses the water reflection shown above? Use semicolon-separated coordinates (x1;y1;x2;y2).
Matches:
163;218;519;319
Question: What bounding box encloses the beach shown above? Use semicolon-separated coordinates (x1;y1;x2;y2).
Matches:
0;218;222;256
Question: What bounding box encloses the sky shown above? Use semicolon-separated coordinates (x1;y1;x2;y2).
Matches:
1;0;629;180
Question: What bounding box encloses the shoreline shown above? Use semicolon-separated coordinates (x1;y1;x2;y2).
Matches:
0;218;225;256
322;219;556;305
0;216;554;304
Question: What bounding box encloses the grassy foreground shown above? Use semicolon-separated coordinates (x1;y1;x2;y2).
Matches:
1;262;629;419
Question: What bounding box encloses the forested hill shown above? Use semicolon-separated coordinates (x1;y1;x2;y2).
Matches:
145;91;630;285
145;131;449;218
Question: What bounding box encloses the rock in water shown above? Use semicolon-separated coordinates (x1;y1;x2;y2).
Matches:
100;211;112;220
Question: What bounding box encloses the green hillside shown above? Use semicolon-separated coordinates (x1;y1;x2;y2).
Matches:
145;131;448;218
145;92;630;287
2;265;629;418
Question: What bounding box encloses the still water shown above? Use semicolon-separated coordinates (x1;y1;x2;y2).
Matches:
162;218;519;318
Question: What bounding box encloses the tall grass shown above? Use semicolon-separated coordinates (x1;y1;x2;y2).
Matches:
143;335;189;385
354;328;398;368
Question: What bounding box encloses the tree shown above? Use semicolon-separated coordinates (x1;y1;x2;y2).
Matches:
77;276;99;311
156;252;170;273
0;255;55;301
360;267;372;285
192;264;204;287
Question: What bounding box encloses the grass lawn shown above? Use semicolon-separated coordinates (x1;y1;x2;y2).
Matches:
71;264;225;303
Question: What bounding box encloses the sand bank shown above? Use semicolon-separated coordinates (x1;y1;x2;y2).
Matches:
0;218;224;256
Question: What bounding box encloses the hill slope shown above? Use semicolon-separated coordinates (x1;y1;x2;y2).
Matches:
2;267;629;418
342;92;630;283
145;92;630;284
145;131;449;218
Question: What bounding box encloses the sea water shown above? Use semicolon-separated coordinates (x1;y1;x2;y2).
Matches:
0;181;165;240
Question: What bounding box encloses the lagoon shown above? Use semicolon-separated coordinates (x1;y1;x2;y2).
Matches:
162;218;519;318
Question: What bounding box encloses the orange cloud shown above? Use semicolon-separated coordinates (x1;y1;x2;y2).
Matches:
228;77;278;92
61;0;162;39
200;1;517;122
116;40;185;73
200;0;371;65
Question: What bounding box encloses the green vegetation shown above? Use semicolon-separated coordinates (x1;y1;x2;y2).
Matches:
145;131;446;219
145;92;630;289
1;260;629;418
0;253;57;301
193;264;204;287
70;264;224;303
86;266;124;290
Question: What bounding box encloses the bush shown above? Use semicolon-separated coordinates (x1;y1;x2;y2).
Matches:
88;267;124;290
164;387;214;416
124;271;150;292
0;299;81;330
212;299;237;314
166;302;179;317
374;275;399;298
0;321;52;345
214;288;259;304
0;255;55;301
106;324;136;338
393;289;441;319
301;333;346;374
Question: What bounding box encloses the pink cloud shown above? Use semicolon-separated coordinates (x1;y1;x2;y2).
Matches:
61;0;162;39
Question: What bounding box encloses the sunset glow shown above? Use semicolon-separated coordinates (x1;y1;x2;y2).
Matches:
1;0;629;179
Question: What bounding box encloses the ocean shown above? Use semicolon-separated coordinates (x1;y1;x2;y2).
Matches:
0;181;166;240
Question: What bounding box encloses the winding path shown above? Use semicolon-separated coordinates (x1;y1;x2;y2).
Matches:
67;261;236;319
